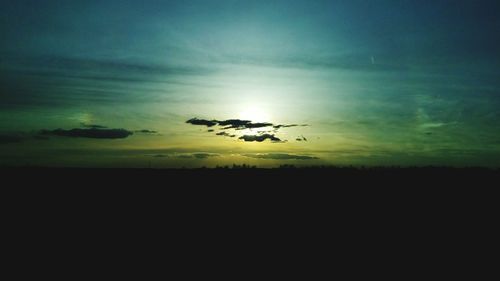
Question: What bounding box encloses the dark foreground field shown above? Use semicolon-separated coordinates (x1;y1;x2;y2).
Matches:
3;166;498;218
2;166;497;257
2;166;497;234
2;166;499;186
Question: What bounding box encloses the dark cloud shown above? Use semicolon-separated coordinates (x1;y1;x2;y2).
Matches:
40;128;133;139
218;119;273;130
273;124;308;129
243;153;319;160
244;122;274;129
186;118;218;127
218;119;251;127
82;124;157;136
239;134;282;143
216;132;236;137
296;136;308;142
175;153;219;159
0;135;23;144
186;117;309;144
135;129;158;134
186;118;304;130
274;125;295;129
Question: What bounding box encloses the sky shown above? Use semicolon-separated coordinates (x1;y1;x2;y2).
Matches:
1;0;500;168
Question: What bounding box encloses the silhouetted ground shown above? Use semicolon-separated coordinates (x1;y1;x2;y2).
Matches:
3;166;496;259
2;166;499;186
3;166;497;214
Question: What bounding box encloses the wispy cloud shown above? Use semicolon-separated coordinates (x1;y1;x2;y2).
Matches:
273;124;307;129
174;153;220;159
5;55;212;80
243;153;319;160
40;128;133;139
0;55;215;108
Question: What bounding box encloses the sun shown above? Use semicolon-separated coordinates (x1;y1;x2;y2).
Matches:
238;106;271;122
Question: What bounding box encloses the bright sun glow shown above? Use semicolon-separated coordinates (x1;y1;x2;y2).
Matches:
238;106;271;122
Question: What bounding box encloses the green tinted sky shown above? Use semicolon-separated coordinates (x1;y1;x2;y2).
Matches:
1;0;500;167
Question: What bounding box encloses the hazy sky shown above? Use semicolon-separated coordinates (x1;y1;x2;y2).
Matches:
1;0;500;167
